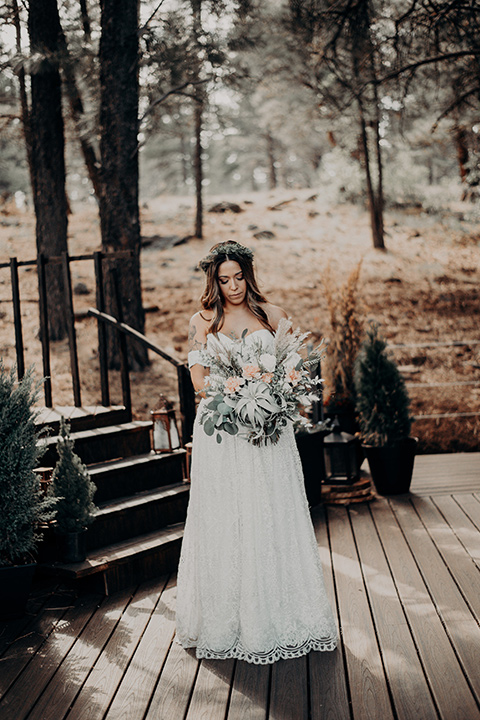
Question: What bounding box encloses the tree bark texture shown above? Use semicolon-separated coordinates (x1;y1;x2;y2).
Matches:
28;0;68;340
98;0;148;370
350;0;385;250
193;93;204;238
192;0;204;239
265;130;277;190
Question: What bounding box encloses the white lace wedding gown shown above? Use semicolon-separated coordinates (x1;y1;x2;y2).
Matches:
175;329;338;664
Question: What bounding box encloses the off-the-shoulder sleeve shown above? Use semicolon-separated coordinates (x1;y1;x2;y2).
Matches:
188;350;208;369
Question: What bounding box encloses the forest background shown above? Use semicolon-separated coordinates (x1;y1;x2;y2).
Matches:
0;0;479;452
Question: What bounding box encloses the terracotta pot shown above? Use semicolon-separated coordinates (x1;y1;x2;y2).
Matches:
363;437;418;495
0;563;36;620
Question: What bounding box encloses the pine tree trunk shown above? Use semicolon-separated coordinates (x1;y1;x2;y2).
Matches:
266;130;277;189
193;94;204;238
192;0;204;239
359;111;385;250
13;0;33;187
28;0;68;341
98;0;148;371
350;0;385;251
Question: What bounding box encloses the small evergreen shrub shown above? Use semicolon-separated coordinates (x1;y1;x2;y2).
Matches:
354;323;412;446
0;362;56;566
49;418;98;533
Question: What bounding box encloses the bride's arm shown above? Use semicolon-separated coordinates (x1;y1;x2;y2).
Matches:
188;314;209;395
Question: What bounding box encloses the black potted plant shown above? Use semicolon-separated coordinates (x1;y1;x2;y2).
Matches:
0;363;57;620
295;420;331;507
48;418;98;563
354;323;417;495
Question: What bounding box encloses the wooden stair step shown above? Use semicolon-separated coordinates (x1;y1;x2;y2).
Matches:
35;405;130;434
88;483;190;549
41;524;185;594
87;450;186;502
41;421;153;466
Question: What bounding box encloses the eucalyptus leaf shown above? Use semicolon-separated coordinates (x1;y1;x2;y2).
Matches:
216;433;223;443
204;420;215;436
224;421;237;435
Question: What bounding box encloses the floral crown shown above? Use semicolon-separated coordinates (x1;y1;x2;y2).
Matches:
199;242;254;272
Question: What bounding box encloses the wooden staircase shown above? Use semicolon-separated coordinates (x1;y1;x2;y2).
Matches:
37;407;189;594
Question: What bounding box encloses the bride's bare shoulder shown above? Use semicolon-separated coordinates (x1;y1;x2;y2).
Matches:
263;303;288;330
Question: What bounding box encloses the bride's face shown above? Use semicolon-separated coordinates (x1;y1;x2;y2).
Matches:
217;260;247;306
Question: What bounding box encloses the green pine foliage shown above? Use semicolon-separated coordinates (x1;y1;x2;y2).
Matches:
49;418;98;533
0;362;57;566
354;323;412;447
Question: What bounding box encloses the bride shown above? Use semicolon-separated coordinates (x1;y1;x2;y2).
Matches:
175;240;338;664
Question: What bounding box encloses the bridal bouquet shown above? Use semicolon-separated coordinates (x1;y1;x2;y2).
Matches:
198;318;325;446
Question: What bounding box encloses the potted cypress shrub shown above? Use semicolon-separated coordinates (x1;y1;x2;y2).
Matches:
354;323;417;495
0;363;57;620
48;418;98;563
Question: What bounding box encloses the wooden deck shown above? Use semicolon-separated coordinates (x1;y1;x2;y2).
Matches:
1;453;479;720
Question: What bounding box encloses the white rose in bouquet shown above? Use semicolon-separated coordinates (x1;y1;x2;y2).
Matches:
259;353;276;372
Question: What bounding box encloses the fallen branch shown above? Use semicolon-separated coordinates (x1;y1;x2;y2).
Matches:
267;198;297;211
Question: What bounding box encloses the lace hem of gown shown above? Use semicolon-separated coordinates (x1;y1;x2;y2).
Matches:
175;633;337;665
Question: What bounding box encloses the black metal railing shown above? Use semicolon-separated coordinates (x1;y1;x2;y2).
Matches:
389;339;480;421
87;307;196;442
1;251;196;442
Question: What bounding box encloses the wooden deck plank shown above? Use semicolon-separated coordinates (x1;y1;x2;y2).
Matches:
3;452;480;720
454;493;480;532
185;658;235;720
0;595;70;700
310;506;351;720
350;503;438;720
328;505;395;720
392;497;480;705
269;655;308;720
227;660;270;720
372;498;480;720
67;578;167;720
144;641;199;720
0;582;57;659
432;495;480;565
0;593;101;720
412;496;480;621
26;589;132;720
103;578;177;720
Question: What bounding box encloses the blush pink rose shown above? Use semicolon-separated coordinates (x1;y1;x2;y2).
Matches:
224;376;244;394
286;368;301;386
242;364;261;380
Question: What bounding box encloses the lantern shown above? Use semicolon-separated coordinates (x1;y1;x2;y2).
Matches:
323;416;360;484
151;397;181;453
35;466;54;494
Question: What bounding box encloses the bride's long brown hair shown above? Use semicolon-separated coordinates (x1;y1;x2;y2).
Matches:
199;242;274;335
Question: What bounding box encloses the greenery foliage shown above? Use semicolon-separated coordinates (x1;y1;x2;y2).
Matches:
48;418;97;533
354;323;412;446
0;363;56;566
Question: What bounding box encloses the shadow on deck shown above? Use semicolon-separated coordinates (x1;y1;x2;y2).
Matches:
1;453;479;720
